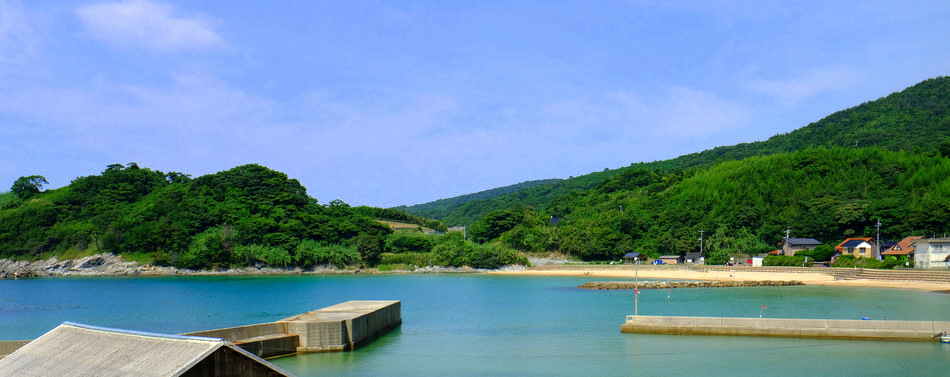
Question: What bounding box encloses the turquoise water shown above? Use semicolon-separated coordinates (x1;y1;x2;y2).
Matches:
2;275;950;376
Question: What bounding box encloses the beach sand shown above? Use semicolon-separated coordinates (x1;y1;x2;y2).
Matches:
489;268;950;292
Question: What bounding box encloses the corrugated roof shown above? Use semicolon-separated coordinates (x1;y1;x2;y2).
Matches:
0;322;291;377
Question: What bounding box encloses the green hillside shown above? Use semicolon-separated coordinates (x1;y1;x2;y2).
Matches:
404;76;950;226
392;178;559;219
0;164;524;269
469;147;950;262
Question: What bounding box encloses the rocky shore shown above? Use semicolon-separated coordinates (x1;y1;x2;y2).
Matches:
0;253;527;278
578;280;804;290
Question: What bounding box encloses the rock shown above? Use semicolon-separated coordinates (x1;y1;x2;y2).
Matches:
577;280;805;290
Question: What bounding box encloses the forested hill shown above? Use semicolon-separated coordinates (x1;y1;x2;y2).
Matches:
392;178;560;218
0;164;445;269
401;76;950;226
467;147;950;263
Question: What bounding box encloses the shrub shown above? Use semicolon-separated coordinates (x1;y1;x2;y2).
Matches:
295;240;360;268
380;252;437;266
233;244;292;267
763;255;812;267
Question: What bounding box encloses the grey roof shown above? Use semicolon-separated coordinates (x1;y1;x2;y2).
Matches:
0;322;291;377
684;253;703;259
622;252;641;258
786;238;822;246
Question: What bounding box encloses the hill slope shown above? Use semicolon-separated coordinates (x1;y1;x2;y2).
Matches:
403;76;950;225
468;147;950;262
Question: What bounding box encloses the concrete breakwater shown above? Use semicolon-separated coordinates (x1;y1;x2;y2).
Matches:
1;301;402;361
185;300;402;357
622;315;950;341
579;280;804;290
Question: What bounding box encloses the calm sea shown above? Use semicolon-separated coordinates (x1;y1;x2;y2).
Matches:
2;275;950;376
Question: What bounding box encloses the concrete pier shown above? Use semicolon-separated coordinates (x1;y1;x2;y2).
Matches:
186;300;401;357
622;315;950;341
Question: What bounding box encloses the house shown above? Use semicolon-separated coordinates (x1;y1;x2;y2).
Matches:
658;255;680;265
0;322;292;377
684;252;705;264
622;252;643;263
912;237;950;269
780;238;822;256
835;237;879;260
881;236;922;264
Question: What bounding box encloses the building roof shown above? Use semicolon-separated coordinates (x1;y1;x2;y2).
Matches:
622;252;641;258
0;322;291;377
785;238;822;246
835;237;873;251
684;252;703;259
658;255;680;259
882;236;923;256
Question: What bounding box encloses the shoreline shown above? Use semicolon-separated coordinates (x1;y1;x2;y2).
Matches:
4;253;950;293
489;267;950;292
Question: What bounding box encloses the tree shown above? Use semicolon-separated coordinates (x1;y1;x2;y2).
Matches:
940;137;950;158
11;175;48;200
354;234;384;268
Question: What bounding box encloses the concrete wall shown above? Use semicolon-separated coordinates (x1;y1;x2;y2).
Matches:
622;315;950;341
185;322;286;341
285;321;347;352
348;301;402;348
285;301;402;352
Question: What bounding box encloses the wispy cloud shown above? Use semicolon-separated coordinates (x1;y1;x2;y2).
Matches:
744;66;865;105
76;0;226;52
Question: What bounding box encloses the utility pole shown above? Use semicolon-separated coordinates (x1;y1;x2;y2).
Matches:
875;219;882;256
785;227;791;239
699;229;704;255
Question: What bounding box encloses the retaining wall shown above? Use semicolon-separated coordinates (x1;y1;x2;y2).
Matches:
622;315;950;341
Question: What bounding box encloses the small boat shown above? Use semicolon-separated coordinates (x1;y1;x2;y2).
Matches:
942;333;950;344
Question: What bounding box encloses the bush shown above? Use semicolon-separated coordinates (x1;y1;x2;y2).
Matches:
385;231;434;253
831;254;856;267
763;255;812;267
232;244;292;267
831;255;898;269
380;252;436;266
796;244;836;261
465;243;527;269
295;240;360;268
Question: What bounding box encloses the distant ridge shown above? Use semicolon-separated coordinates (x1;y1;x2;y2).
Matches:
393;179;560;220
401;76;950;225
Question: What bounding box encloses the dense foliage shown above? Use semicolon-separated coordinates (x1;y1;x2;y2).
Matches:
0;164;522;270
456;147;950;262
403;76;950;226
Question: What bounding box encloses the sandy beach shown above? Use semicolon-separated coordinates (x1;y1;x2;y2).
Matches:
489;267;950;292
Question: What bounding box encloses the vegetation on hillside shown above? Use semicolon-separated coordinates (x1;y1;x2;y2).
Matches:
0;164;522;270
464;147;950;263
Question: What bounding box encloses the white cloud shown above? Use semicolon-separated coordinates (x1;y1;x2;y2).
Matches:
744;66;865;105
76;0;226;52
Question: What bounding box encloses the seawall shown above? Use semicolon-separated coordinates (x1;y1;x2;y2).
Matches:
185;300;402;356
621;315;950;341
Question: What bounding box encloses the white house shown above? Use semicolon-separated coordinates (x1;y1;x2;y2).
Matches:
913;237;950;269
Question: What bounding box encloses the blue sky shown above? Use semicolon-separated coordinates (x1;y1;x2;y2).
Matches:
2;0;949;207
